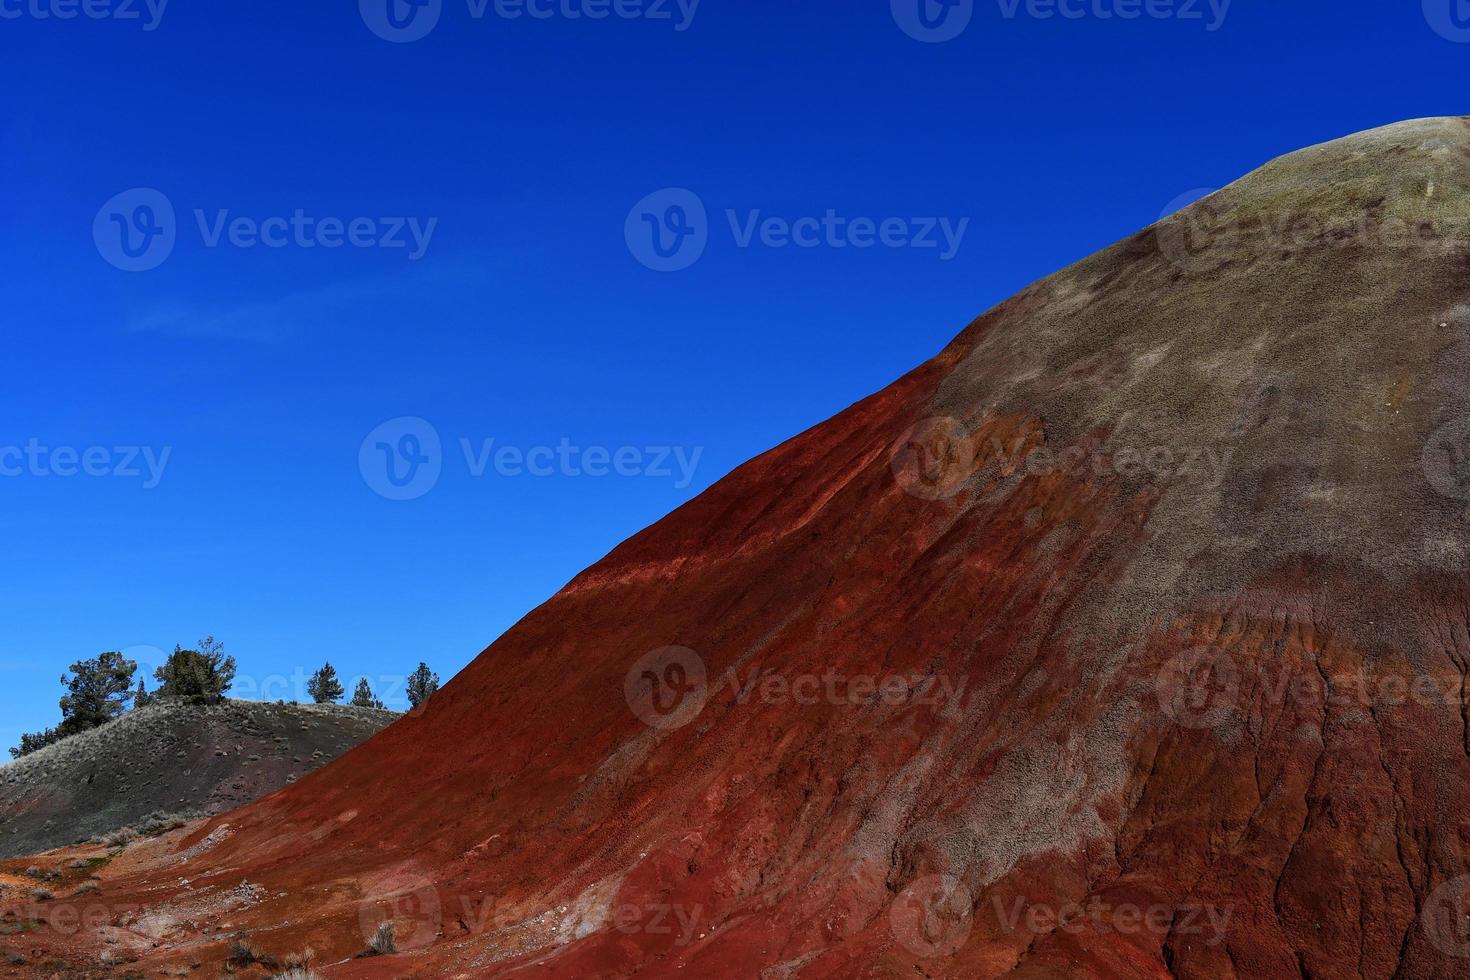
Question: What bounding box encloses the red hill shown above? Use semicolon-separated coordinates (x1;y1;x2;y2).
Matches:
9;117;1470;979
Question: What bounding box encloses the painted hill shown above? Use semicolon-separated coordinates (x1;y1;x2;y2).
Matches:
9;116;1470;978
0;699;398;859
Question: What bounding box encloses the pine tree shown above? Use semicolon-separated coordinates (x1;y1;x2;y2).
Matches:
133;677;152;709
307;663;345;704
350;677;386;709
406;663;440;708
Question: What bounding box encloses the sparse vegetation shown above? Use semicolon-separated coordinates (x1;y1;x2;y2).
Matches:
139;811;189;837
20;867;64;888
359;921;396;957
102;827;138;849
228;936;319;975
29;887;54;902
228;938;274;969
93;810;190;850
277;948;316;972
285;948;315;966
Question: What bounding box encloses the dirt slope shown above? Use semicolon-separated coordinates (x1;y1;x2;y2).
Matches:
0;700;398;859
9;116;1470;979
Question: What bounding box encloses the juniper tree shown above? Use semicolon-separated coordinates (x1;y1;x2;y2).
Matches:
154;636;236;704
57;651;137;737
8;728;62;760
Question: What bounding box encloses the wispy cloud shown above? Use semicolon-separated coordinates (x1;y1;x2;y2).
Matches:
126;259;494;343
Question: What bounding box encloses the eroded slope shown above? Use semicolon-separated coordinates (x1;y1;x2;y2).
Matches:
9;117;1470;979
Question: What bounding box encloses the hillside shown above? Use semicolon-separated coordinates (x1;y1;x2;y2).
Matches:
9;116;1470;978
0;699;398;859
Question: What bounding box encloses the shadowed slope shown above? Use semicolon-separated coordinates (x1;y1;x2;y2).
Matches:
10;117;1470;979
0;700;398;860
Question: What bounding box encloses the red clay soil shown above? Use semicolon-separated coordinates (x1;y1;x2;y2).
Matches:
9;117;1470;978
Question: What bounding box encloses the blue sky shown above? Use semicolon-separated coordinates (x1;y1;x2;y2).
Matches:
1;0;1465;750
